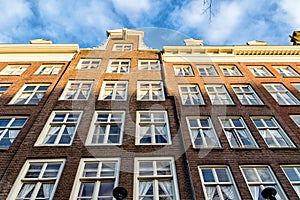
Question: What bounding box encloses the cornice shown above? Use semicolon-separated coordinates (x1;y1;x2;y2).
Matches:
0;44;79;53
163;45;300;56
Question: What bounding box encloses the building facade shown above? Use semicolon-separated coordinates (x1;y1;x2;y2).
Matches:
0;29;300;200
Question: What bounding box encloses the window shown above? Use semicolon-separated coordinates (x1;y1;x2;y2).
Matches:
241;165;287;200
7;159;65;200
86;111;125;145
0;64;29;75
292;83;300;92
99;81;128;101
10;84;50;105
0;84;10;96
0;116;27;149
263;83;300;105
186;116;220;148
282;165;300;198
232;85;263;105
113;44;132;51
198;166;241;200
219;65;242;76
138;60;160;70
106;59;130;73
35;111;82;146
173;65;194;76
205;84;234;105
247;65;273;77
251;116;295;148
136;111;171;145
290;115;300;127
35;64;64;75
134;157;180;200
60;80;93;100
179;84;204;105
76;59;101;70
197;64;218;76
219;116;258;148
70;158;120;200
273;65;299;77
137;81;165;101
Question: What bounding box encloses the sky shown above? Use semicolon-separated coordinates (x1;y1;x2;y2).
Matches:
1;0;300;49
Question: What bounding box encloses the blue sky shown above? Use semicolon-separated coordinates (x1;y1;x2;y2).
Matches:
1;0;300;49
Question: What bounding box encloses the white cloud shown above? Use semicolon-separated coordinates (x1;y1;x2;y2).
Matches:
111;0;167;26
35;0;123;46
0;0;32;43
277;0;300;29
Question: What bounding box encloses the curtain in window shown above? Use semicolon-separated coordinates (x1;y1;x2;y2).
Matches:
155;126;167;143
152;90;162;99
139;90;149;100
271;130;288;146
15;93;31;104
103;90;113;99
158;181;173;196
140;126;151;143
237;129;253;146
17;183;35;198
205;186;217;200
249;186;261;200
221;186;236;200
7;129;20;142
42;183;54;198
44;126;61;144
139;181;152;198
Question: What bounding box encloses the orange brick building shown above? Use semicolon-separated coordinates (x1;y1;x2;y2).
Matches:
0;29;300;199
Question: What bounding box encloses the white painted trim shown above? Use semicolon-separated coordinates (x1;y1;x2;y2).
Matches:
7;158;66;200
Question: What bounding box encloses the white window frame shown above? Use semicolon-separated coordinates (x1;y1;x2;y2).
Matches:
205;84;234;105
0;64;29;75
34;64;64;75
70;158;120;200
281;165;300;198
198;165;241;200
137;81;165;101
179;84;205;105
35;111;82;146
86;111;125;145
251;116;295;148
247;65;273;77
59;80;93;100
7;158;66;200
196;64;218;76
290;115;300;127
263;83;300;105
0;116;28;149
186;116;221;149
219;65;242;76
292;83;300;92
273;65;300;77
240;165;288;200
76;59;101;70
138;60;161;70
112;44;132;51
136;111;171;145
232;85;263;105
0;84;10;96
173;65;194;76
134;157;180;200
9;84;50;105
106;59;130;73
219;116;258;148
98;81;128;101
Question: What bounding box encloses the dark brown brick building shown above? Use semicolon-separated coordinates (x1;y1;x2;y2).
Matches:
0;29;300;200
